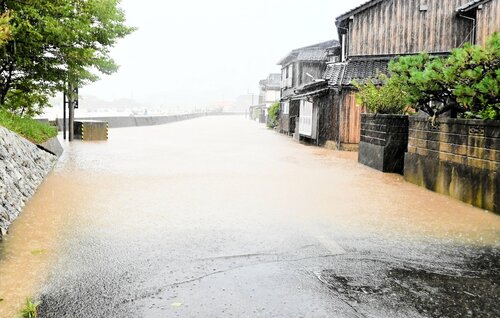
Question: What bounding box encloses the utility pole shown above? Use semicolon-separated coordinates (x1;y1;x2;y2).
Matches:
68;81;75;141
64;80;78;142
63;89;67;140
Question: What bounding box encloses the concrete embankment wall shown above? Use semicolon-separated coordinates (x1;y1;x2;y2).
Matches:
55;112;244;130
404;118;499;214
0;127;57;238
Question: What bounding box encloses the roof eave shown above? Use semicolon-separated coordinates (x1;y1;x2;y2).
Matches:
335;0;385;24
456;0;491;13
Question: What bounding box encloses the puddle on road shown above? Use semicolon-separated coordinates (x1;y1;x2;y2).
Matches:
0;117;499;317
319;247;500;317
0;167;122;317
0;173;87;317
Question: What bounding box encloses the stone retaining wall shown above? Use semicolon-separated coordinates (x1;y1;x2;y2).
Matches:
0;127;57;238
404;118;499;213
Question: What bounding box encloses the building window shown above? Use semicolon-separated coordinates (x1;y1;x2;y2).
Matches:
282;102;289;115
287;64;293;87
299;100;313;137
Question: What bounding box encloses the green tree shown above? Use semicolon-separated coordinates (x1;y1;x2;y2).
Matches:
0;0;135;116
446;32;500;119
0;11;11;46
389;32;500;120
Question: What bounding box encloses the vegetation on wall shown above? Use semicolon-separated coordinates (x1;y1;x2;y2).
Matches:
389;32;500;120
0;0;135;117
0;108;57;143
267;102;280;128
354;75;409;114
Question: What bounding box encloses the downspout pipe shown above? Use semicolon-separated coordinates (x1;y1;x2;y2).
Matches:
337;64;347;151
336;23;349;150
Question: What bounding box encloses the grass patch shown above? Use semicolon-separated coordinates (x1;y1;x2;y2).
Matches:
0;108;57;144
20;298;38;318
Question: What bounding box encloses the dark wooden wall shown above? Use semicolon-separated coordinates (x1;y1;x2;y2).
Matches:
339;92;364;144
280;100;300;134
314;91;365;145
347;0;472;56
316;94;336;144
476;0;500;46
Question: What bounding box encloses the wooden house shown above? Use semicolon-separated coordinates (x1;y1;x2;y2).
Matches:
277;40;340;137
324;0;500;149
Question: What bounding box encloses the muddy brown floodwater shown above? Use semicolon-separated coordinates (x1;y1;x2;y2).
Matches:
0;116;499;318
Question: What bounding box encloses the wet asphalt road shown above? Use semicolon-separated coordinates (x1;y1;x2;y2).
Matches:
14;116;500;317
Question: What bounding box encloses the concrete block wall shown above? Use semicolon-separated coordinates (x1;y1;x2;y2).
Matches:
404;118;499;213
360;114;409;147
359;114;409;173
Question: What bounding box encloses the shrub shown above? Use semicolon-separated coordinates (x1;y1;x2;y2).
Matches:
267;102;280;128
353;74;409;114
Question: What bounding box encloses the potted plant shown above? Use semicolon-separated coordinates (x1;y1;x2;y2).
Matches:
354;75;410;174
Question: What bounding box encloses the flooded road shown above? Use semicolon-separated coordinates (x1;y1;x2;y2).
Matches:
1;116;499;317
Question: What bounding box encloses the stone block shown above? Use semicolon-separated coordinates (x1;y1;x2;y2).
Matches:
74;121;108;141
37;137;64;157
358;114;409;174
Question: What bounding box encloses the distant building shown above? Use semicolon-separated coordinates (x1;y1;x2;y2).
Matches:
258;74;281;109
277;40;340;139
234;93;259;113
249;74;282;123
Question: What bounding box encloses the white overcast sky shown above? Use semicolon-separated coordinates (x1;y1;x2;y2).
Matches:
83;0;367;108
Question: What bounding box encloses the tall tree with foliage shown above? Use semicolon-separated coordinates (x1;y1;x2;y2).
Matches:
0;11;11;46
0;0;135;116
389;32;500;120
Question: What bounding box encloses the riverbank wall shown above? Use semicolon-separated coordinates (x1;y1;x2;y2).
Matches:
55;112;245;130
0;127;57;239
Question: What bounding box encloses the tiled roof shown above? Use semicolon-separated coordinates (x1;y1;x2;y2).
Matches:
294;39;340;52
456;0;491;12
277;40;340;65
259;73;281;90
267;74;282;86
324;63;346;86
326;58;390;87
297;50;328;61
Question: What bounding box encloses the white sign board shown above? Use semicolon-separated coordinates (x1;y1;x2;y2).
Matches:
299;100;313;137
